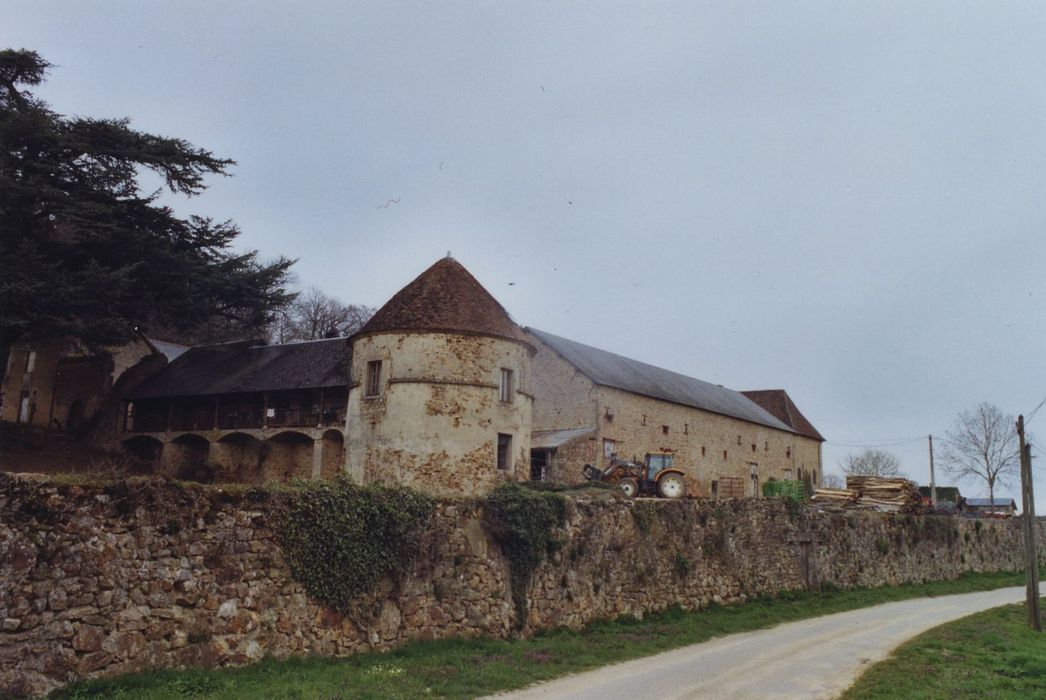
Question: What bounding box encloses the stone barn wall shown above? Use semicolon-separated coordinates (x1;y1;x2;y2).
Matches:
0;474;1041;697
346;332;533;495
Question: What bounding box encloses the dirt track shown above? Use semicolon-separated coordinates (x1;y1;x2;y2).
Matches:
487;586;1024;700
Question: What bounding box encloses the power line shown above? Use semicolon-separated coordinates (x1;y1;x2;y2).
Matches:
826;436;927;448
1026;394;1046;425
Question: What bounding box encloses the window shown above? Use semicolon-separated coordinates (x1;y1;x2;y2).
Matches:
497;433;512;470
751;444;756;452
499;368;513;402
662;425;669;435
711;480;719;499
701;446;706;457
646;453;673;481
750;463;760;496
786;447;791;459
25;351;36;373
603;438;616;458
723;450;728;460
684;423;689;435
365;360;382;397
18;390;30;424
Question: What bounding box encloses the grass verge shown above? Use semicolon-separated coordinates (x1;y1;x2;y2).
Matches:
841;596;1046;699
52;571;1023;700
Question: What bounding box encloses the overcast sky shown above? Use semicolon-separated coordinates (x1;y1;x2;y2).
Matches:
9;1;1046;508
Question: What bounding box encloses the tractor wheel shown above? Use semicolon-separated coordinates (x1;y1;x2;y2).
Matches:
657;472;686;499
619;478;639;498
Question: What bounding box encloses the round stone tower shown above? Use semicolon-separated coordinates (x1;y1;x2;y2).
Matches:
345;256;533;496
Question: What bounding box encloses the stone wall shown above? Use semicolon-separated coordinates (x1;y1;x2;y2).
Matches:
1;474;1042;697
592;386;823;494
527;338;823;493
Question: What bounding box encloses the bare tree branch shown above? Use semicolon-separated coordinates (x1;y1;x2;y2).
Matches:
269;287;373;343
939;402;1019;505
840;448;904;477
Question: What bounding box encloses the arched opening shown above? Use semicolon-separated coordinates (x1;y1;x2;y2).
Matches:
164;433;212;482
262;431;314;481
121;435;163;473
213;432;263;483
320;429;345;480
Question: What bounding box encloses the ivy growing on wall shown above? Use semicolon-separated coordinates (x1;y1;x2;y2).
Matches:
482;483;566;628
277;479;434;612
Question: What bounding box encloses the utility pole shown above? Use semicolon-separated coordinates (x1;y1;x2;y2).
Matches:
1017;414;1041;632
928;434;937;508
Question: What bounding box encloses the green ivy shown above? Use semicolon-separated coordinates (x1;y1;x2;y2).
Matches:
277;479;434;612
482;483;566;628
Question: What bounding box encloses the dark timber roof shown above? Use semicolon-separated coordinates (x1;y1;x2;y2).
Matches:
357;257;529;344
741;389;825;442
130;338;350;399
526;328;795;433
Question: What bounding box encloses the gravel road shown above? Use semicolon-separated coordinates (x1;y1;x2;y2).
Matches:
486;586;1024;700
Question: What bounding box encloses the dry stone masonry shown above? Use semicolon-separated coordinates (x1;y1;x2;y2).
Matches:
1;473;1041;697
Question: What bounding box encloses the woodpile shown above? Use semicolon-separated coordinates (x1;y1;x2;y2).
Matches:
812;477;920;512
810;487;858;505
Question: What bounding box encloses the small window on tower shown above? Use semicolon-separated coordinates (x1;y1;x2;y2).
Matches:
365;360;382;397
499;368;513;402
662;425;669;435
497;433;512;470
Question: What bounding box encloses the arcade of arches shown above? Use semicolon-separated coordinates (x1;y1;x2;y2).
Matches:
121;427;345;484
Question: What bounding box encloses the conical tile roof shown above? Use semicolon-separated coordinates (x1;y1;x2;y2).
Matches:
357;257;529;343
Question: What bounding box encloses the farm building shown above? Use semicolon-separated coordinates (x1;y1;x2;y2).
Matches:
5;256;823;497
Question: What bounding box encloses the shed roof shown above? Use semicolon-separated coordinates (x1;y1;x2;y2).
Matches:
531;427;597;450
130;337;350;399
741;389;825;441
966;498;1017;508
357;257;529;344
526;328;794;433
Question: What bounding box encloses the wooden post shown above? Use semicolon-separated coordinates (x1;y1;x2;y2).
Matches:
1017;415;1041;632
928;434;937;507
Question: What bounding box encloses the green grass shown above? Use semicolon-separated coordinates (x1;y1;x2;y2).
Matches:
842;596;1046;699
52;571;1023;700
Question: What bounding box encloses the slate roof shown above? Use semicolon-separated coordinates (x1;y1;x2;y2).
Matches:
131;338;351;399
966;498;1017;508
741;389;825;442
526;328;795;433
357;257;530;344
532;427;597;450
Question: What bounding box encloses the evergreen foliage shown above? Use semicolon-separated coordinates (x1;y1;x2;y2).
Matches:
0;48;294;349
482;483;566;628
277;479;434;612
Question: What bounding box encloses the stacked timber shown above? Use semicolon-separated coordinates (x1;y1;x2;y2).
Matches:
846;476;920;512
810;487;858;507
